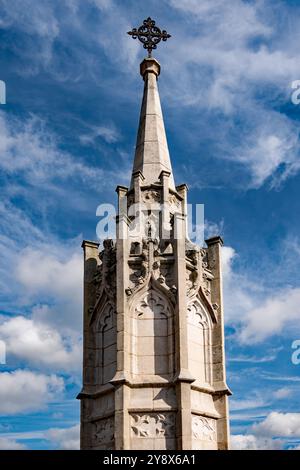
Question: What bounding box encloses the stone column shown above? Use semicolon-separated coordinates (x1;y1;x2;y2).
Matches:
176;184;188;238
206;236;231;449
132;171;145;239
160;170;171;240
174;213;194;450
113;186;131;450
80;240;100;449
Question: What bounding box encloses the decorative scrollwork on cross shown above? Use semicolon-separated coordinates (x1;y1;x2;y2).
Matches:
127;17;171;57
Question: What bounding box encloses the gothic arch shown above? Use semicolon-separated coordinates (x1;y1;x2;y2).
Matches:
187;298;213;385
93;301;117;385
127;271;176;311
131;287;174;378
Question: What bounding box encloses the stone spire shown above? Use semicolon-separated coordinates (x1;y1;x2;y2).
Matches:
130;58;175;190
79;18;230;451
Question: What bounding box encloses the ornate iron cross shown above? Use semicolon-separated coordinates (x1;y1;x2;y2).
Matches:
127;17;171;57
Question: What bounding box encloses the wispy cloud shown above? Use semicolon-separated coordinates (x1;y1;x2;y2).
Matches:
164;0;300;188
79;123;120;146
0;112;105;190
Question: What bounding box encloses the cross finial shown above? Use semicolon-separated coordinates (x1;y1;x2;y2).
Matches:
127;17;171;58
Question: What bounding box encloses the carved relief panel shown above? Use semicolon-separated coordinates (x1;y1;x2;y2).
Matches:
130;412;176;449
192;415;218;450
131;412;175;438
93;416;114;450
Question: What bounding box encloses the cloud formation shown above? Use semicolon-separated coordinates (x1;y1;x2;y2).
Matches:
0;316;81;371
45;424;80;450
231;434;283;450
0;370;64;415
0;437;27;450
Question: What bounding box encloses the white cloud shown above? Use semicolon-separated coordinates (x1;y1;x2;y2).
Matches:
222;245;262;326
222;246;236;281
231;434;283;450
0;199;84;369
273;388;293;400
204;219;224;240
15;246;83;331
0;197;84;332
0;316;81;372
0;437;27;450
16;247;82;308
239;287;300;344
253;412;300;437
0;370;64;415
221;243;300;343
45;424;80;450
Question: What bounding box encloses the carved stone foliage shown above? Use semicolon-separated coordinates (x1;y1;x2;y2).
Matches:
94;416;114;449
127;239;176;303
185;247;200;297
128;239;150;295
142;189;161;204
202;272;212;298
186;266;199;297
131;413;175;438
129;262;147;291
145;212;159;238
200;248;209;269
168;194;181;214
158;261;175;288
199;248;215;299
192;415;217;442
92;239;116;307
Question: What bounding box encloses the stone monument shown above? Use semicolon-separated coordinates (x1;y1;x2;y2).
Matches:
78;17;231;450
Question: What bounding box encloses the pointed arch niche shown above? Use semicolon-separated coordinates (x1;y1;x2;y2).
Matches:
187;299;213;385
93;302;117;385
131;288;174;378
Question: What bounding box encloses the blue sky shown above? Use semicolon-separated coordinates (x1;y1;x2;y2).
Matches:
0;0;300;450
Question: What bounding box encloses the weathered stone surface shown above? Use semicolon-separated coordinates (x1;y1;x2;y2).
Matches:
78;57;230;450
